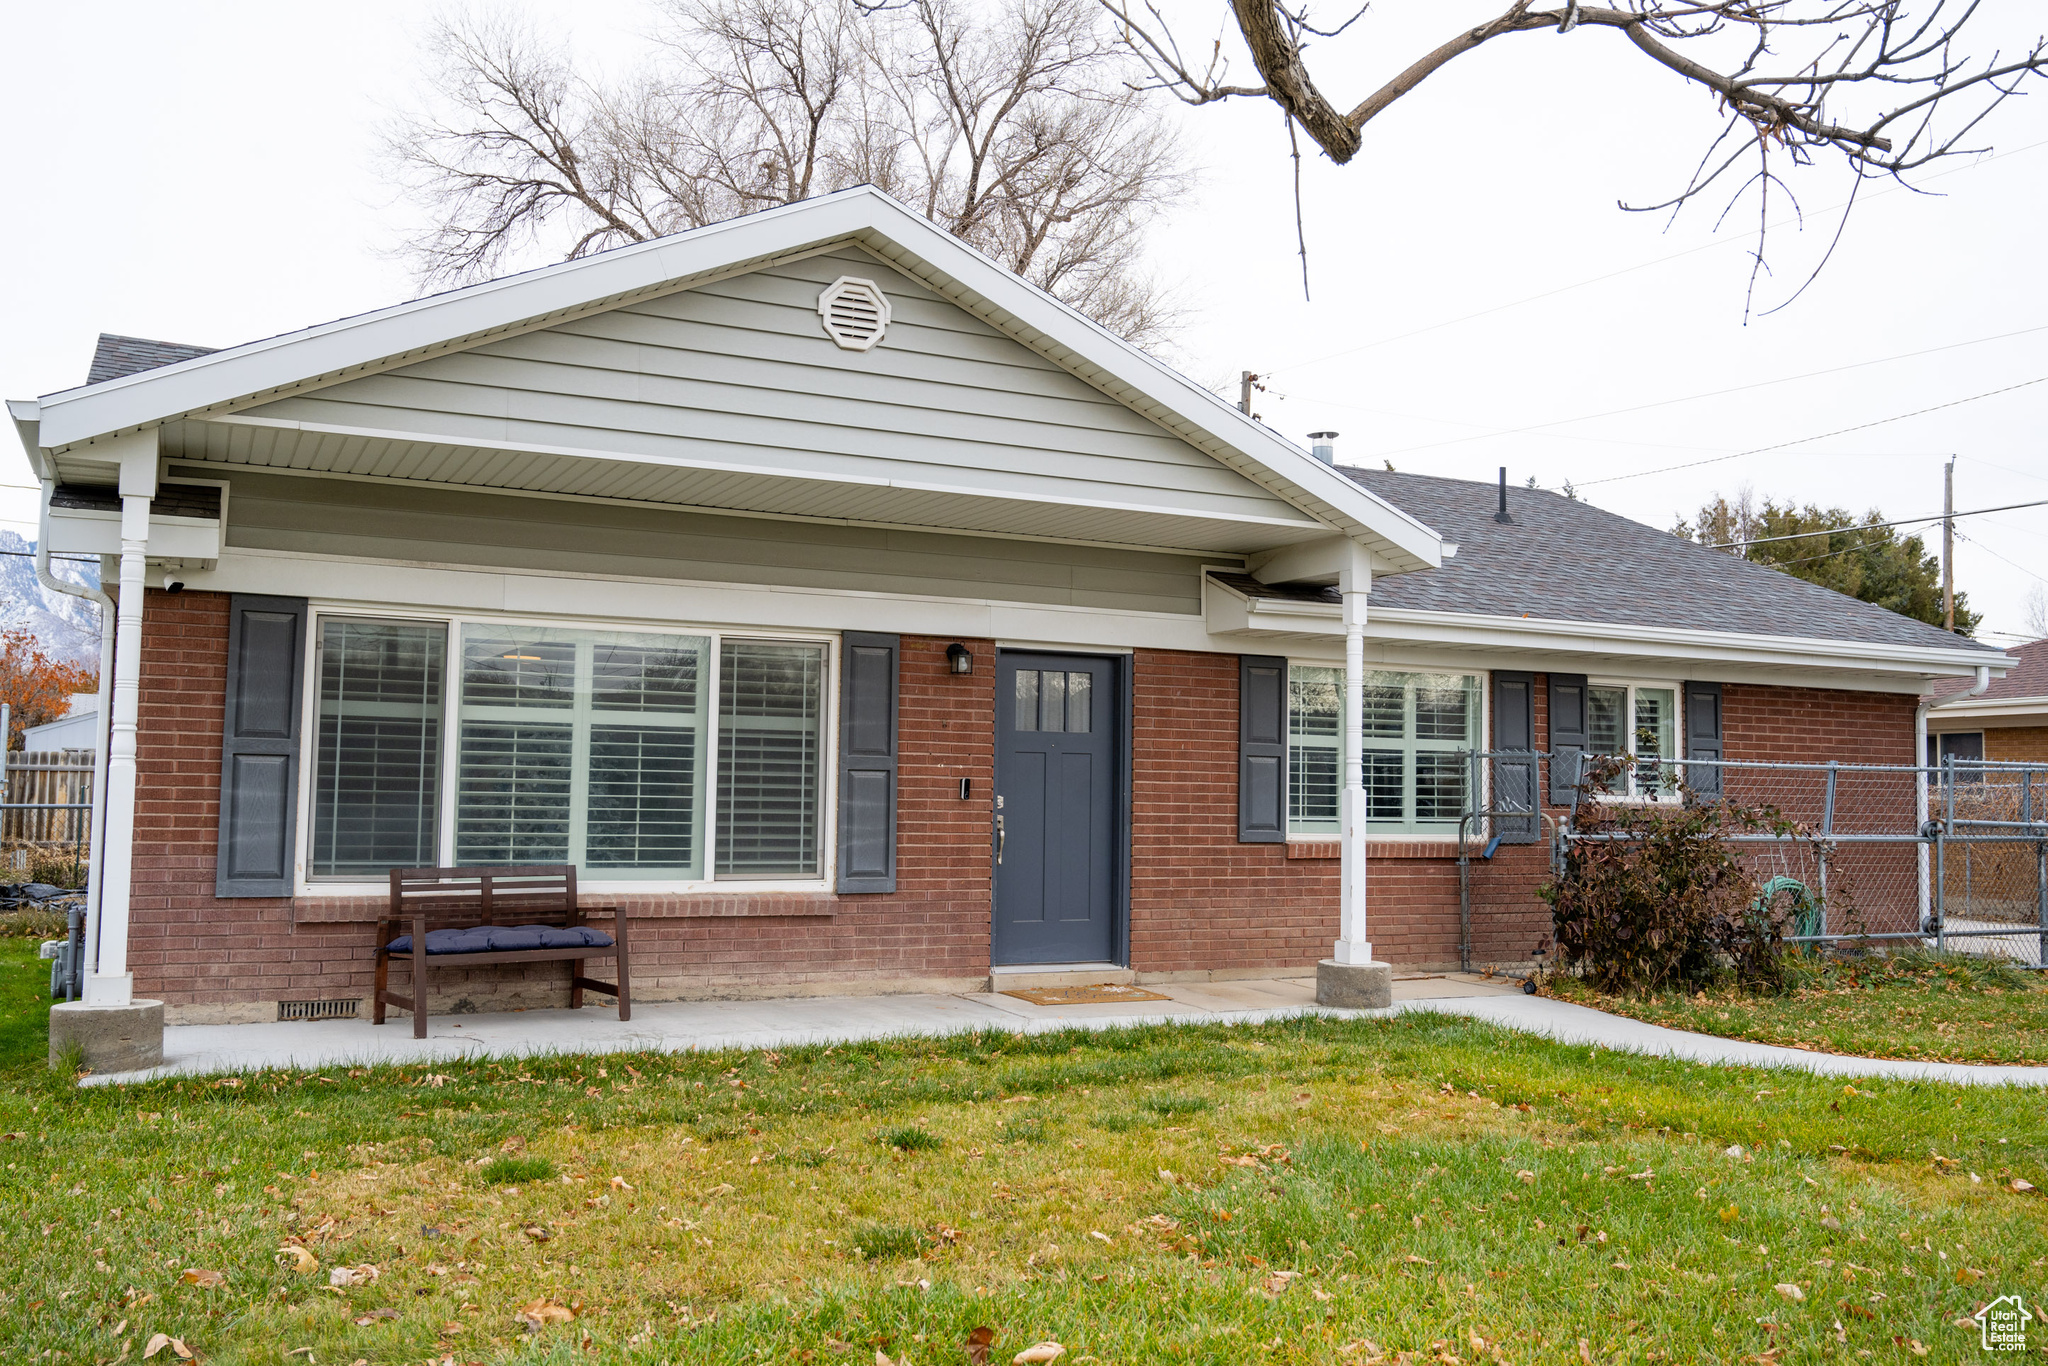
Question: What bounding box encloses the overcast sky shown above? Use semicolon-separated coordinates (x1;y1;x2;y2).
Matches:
5;1;2044;642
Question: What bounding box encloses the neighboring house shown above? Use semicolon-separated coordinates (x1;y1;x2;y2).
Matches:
6;187;2006;1028
22;691;99;751
1927;636;2048;765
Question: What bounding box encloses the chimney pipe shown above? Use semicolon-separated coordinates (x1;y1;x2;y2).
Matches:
1308;431;1338;465
1494;467;1514;524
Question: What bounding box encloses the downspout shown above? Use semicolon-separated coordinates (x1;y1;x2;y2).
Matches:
1919;664;1992;930
36;480;115;981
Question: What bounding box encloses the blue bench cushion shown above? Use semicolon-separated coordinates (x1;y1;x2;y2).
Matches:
386;923;616;954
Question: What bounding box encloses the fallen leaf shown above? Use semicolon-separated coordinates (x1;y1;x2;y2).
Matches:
515;1297;577;1330
1013;1344;1066;1364
1724;1145;1746;1159
1775;1284;1806;1302
1908;1341;1929;1357
523;1225;552;1243
1819;1215;1843;1232
610;1175;633;1191
1404;1255;1435;1265
1957;1267;1984;1284
2012;1179;2037;1194
327;1265;379;1288
965;1325;996;1366
178;1269;226;1289
142;1336;192;1361
440;1321;466;1337
278;1245;318;1275
352;1309;400;1326
1516;1170;1535;1184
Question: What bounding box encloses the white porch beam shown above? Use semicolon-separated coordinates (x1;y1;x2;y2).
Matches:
1316;561;1392;1006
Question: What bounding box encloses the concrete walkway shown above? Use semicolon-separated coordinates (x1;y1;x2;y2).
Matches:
82;972;2048;1088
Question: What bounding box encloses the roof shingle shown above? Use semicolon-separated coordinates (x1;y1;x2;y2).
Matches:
1231;468;1997;653
86;334;217;386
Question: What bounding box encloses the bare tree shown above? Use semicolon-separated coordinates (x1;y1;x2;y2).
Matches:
1102;1;2048;310
386;0;1188;343
2024;584;2048;641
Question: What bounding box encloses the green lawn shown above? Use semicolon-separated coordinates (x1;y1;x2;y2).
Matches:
1;937;2045;1364
1543;950;2048;1067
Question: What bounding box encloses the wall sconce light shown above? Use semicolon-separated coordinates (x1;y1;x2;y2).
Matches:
946;643;974;675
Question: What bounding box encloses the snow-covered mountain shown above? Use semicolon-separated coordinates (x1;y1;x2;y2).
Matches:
0;530;101;662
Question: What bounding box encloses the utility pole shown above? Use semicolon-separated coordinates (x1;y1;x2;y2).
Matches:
1239;371;1256;416
1942;457;1956;632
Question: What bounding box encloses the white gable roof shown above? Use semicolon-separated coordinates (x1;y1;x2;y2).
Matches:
17;186;1442;572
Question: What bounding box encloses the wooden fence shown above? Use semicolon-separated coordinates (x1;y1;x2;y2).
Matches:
3;750;94;845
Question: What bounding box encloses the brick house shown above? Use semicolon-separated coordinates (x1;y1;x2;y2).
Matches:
8;188;2006;1029
1927;636;2048;765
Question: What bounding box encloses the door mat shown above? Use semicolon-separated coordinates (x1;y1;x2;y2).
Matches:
1001;983;1173;1006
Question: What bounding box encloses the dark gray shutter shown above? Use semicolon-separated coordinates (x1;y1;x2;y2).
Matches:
1238;655;1287;843
1547;673;1588;805
836;632;899;893
216;595;308;897
1685;681;1724;799
1491;671;1538;844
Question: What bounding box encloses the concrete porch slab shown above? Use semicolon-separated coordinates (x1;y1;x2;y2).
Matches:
74;971;2048;1089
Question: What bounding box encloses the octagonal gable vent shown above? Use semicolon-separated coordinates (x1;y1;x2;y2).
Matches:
817;276;892;351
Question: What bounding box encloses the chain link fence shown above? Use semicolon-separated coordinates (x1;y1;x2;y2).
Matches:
1451;751;2048;973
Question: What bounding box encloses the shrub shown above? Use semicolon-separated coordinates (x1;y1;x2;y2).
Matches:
875;1124;941;1152
1542;760;1842;994
480;1155;555;1185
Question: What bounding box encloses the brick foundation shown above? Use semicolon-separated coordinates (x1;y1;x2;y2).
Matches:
123;591;1929;1017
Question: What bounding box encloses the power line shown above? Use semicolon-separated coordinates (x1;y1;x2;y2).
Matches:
1351;321;2048;463
1575;373;2048;488
1705;497;2048;549
1956;528;2048;588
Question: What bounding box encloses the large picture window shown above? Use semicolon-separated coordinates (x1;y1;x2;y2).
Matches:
307;616;828;884
1287;667;1481;835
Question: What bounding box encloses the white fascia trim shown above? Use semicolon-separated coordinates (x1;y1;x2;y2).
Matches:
1927;695;2048;721
8;402;50;482
25;187;1442;572
197;412;1330;537
1211;582;2011;680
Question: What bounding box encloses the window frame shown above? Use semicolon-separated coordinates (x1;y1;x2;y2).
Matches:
1583;677;1685;803
292;605;839;896
1282;659;1490;842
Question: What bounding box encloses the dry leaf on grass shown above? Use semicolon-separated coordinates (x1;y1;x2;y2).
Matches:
522;1225;552;1243
1013;1344;1066;1364
178;1269;225;1289
2011;1179;2036;1194
965;1325;996;1366
352;1308;400;1326
1516;1170;1535;1183
277;1245;318;1274
327;1264;379;1287
515;1297;578;1331
1775;1283;1807;1302
142;1335;193;1361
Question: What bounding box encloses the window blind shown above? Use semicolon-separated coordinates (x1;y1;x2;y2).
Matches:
716;642;823;877
311;619;444;877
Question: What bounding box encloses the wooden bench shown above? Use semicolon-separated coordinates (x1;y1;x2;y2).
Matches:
373;865;631;1039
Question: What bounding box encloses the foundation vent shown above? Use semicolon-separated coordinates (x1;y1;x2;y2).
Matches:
817;276;892;351
278;998;361;1022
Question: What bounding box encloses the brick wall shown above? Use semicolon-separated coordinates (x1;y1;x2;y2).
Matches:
129;591;997;1021
123;591;1932;1011
1986;726;2048;765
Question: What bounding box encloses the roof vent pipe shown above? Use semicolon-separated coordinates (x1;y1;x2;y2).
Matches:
1494;467;1514;524
1308;431;1338;465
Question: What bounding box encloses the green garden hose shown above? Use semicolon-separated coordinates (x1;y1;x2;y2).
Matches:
1755;875;1824;941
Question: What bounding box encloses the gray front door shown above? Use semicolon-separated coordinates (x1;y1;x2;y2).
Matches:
993;652;1120;966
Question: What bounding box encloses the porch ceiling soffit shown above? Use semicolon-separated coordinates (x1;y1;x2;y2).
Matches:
153;417;1332;556
1203;577;2014;683
20;188;1442;569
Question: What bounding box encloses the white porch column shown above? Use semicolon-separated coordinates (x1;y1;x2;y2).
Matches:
83;486;152;1008
1316;559;1391;1007
1334;569;1372;964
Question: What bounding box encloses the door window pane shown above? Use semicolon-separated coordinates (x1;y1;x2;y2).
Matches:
1064;672;1091;734
457;626;709;877
1015;670;1040;732
311;619;445;877
1041;671;1068;733
716;642;824;877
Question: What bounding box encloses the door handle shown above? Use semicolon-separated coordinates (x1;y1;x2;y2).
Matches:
995;813;1005;865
